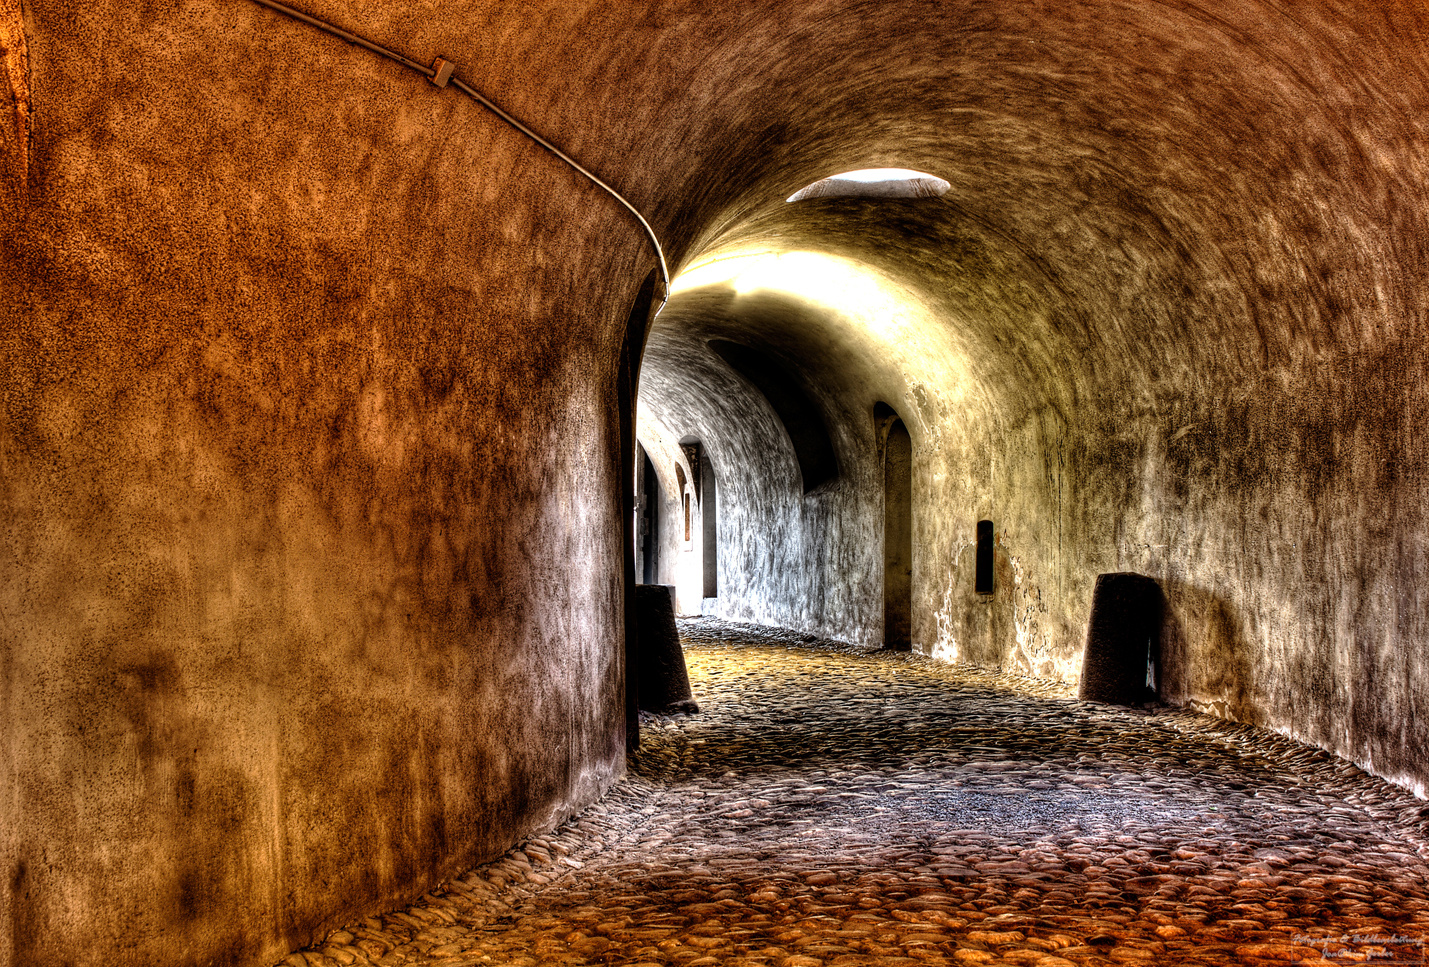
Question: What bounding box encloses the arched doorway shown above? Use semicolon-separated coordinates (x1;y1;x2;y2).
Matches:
701;455;718;600
883;415;913;650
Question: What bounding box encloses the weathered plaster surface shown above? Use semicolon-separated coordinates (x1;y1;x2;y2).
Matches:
0;2;653;964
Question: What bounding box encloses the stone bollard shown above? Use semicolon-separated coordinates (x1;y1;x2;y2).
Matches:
1079;572;1162;705
633;584;699;714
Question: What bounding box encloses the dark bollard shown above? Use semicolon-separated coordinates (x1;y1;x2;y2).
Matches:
1079;572;1163;705
633;584;699;714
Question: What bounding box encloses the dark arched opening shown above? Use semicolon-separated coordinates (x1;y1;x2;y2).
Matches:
883;414;913;650
701;454;718;599
638;448;660;585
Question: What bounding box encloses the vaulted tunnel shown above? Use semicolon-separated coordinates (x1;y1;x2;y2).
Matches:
3;1;1429;964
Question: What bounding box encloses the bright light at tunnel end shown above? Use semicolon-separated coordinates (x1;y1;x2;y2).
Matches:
787;168;951;202
667;248;923;340
662;243;981;410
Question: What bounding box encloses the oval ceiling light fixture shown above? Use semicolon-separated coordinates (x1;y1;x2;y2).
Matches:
786;168;950;203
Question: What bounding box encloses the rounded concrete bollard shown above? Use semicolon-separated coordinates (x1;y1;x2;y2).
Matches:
633;584;699;714
1079;572;1163;705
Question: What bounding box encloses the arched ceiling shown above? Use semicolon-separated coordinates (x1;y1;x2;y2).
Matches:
627;0;1426;411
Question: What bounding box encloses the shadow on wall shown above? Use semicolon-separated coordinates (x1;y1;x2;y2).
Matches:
708;338;839;494
1159;579;1258;724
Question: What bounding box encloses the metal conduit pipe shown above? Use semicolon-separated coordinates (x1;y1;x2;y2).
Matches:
245;0;671;311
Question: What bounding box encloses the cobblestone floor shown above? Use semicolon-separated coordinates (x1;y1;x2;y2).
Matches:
281;619;1429;967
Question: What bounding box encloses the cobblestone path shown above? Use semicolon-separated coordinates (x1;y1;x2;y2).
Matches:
282;620;1429;967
